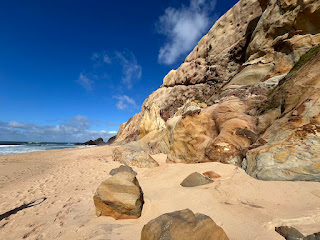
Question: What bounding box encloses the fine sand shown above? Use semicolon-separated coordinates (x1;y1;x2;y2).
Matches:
0;145;320;240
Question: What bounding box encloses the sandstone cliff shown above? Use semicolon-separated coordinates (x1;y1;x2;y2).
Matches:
114;0;320;181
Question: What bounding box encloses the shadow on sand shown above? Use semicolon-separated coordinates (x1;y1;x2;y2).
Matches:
0;197;47;221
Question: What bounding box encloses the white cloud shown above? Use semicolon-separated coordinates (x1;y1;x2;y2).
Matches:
113;95;137;110
156;0;216;65
8;121;27;128
77;73;94;91
91;52;112;65
115;50;142;89
78;50;141;91
103;55;112;64
0;116;117;142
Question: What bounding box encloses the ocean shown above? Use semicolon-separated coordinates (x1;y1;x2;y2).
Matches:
0;141;89;155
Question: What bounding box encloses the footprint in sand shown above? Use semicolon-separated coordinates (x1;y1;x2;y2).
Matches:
311;190;320;198
22;224;44;239
54;210;67;226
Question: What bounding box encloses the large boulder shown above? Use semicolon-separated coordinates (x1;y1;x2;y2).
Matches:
113;147;159;168
93;171;144;219
141;209;229;240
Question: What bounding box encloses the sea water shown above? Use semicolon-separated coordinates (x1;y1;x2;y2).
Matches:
0;141;88;155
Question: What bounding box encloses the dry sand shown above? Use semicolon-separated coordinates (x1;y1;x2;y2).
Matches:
0;145;320;240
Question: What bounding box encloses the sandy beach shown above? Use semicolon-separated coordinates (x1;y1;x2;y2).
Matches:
0;145;320;240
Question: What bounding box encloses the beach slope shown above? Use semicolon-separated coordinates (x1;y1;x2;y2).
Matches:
1;146;320;239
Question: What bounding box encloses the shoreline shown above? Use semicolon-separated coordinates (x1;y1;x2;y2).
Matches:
0;144;98;156
1;145;320;239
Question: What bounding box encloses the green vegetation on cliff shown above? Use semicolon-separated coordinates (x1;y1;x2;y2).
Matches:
280;44;320;85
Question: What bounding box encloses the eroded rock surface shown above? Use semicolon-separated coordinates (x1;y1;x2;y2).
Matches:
113;147;159;168
245;49;320;181
115;113;142;143
140;84;214;138
246;0;320;79
141;209;229;240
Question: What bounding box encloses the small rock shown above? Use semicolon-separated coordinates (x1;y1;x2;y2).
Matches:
141;209;229;240
203;171;221;179
93;172;144;219
109;165;137;176
180;172;213;187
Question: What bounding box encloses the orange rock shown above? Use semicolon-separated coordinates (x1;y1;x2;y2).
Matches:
203;171;221;179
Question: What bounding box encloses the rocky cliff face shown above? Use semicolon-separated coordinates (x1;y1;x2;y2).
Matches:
245;47;320;181
114;0;320;181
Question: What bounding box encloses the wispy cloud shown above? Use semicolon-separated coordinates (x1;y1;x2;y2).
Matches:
0;116;117;142
113;95;137;110
91;52;112;66
115;50;142;89
77;49;142;91
7;121;27;128
77;73;94;91
156;0;217;65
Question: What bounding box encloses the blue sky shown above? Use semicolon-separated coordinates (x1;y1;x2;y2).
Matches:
0;0;238;142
